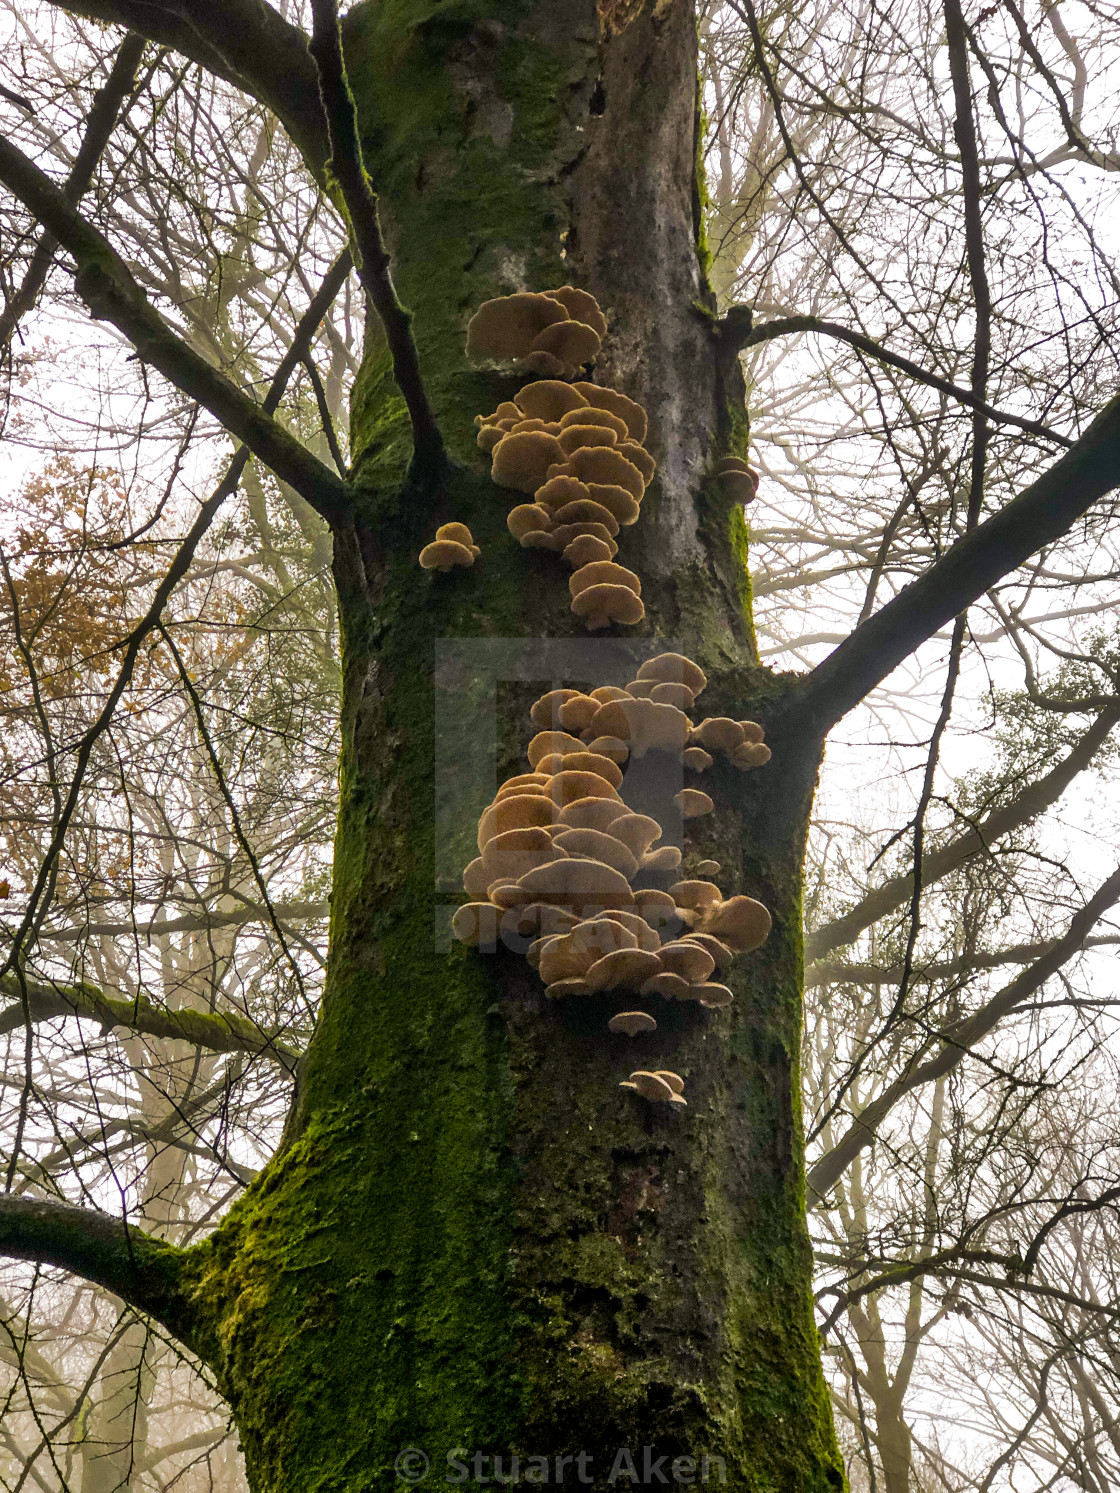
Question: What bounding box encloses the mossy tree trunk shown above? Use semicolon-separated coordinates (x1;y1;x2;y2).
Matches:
8;1;849;1488
174;4;845;1487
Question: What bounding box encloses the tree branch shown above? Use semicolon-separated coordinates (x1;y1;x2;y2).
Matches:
807;695;1120;959
807;932;1120;989
0;1196;201;1351
0;134;352;525
45;0;330;175
0;32;146;355
740;315;1068;446
0;975;301;1072
776;396;1120;740
807;862;1120;1201
308;0;443;467
37;898;329;944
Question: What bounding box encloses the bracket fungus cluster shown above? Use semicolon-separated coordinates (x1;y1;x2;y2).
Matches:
466;286;608;380
467;288;656;631
452;652;775;1109
418;522;479;573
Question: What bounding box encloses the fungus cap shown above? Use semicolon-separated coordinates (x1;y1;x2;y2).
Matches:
695;859;721;876
477;423;509;453
632;888;684;934
462;857;490;898
603;910;661;951
551;694;597;733
563;534;615;568
558;405;628;438
480;826;566;882
518;857;635;914
624;680;656;698
552;499;620;535
670;880;724;911
714;469;757;502
700;894;773;953
657;940;715;982
514;380;589;422
571;585;646;631
585;484;641;526
585;948;663;992
507;503;553;540
625;1071;675;1103
436;522;479;554
684;932;735;969
549;522;619;554
545;977;593;999
696;982;734;1009
530;318;602;374
477;793;557;850
419;538;475;572
466;292;569;358
527;730;585;768
640;845;682;872
509;417;561;435
534;474;590;509
682;747;713;771
590;685;632;704
530;689;582;729
546;769;623;806
491;431;567;493
583;734;629;763
608;1011;657;1037
543;285;608;339
653;1072;686;1102
637;652;707;697
502;903;580;939
451;902;501;947
558;424;618;456
609;812;662;856
573;382;649;443
539;750;624;787
693;717;745;754
496;771;552;796
557;796;628;832
674;788;714;819
519;529;558;550
733;742;773;769
648;682;695;709
569;560;641;598
618;441;656;485
553;827;638;879
568;916;640;959
640;970;692;1000
739;721;766;744
591;697;690;755
565;446;644;500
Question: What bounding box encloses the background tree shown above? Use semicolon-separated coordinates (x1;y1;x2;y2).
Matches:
0;0;1118;1489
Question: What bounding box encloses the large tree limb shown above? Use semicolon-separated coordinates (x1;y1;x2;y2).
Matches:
0;134;351;525
308;0;442;466
37;898;329;944
0;976;301;1072
776;396;1120;739
807;862;1120;1202
807;696;1120;960
0;1196;200;1350
46;0;329;173
807;932;1120;989
0;32;146;354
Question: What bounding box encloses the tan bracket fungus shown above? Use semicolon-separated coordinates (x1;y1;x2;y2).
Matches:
451;653;779;1109
419;523;480;572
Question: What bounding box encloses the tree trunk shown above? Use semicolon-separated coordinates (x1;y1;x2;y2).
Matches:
175;3;845;1486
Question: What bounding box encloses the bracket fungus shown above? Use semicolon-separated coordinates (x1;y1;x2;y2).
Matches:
608;1011;657;1037
712;455;759;504
419;523;479;572
455;648;775;1106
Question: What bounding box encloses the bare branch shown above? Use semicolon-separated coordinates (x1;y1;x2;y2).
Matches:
0;1196;200;1350
0;133;352;524
808;862;1120;1201
808;696;1120;960
0;975;301;1072
776;397;1120;740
